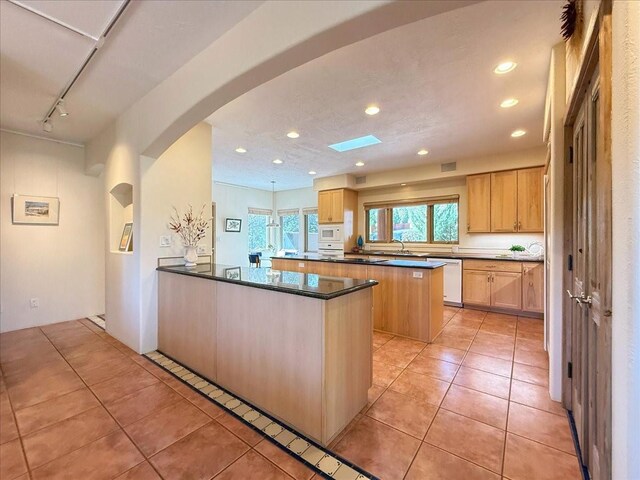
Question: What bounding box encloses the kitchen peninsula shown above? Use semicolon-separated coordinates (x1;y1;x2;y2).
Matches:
157;264;377;445
271;255;445;342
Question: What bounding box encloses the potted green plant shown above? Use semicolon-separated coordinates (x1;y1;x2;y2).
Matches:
509;244;526;258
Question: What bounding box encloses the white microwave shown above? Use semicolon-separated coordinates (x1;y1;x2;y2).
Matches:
319;224;343;242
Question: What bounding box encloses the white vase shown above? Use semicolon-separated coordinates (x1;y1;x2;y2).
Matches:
184;245;198;267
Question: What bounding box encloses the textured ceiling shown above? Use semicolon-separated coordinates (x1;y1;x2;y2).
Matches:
207;0;563;191
0;0;261;143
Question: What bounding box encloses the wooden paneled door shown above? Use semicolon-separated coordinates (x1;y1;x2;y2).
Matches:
517;167;544;232
490;170;518;232
467;174;491;232
567;57;612;480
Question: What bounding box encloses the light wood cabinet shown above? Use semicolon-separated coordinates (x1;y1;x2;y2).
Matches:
467;174;491;233
517;167;544;232
491;271;522;310
318;189;344;223
467;166;544;234
490;170;519;232
522;262;544;313
463;270;491;306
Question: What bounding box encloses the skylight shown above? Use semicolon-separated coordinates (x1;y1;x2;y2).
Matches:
328;135;381;152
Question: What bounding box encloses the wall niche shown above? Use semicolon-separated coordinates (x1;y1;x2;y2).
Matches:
110;182;133;253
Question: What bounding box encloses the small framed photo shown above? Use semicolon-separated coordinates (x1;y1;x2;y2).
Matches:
224;267;241;280
12;195;60;225
225;218;242;232
119;222;133;252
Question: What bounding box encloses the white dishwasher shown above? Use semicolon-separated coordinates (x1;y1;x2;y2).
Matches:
429;258;462;306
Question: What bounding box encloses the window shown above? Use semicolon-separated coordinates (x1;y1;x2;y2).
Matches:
365;197;459;244
247;213;269;251
280;214;300;251
305;213;318;252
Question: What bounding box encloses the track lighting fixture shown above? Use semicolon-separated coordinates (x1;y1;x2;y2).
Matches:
42;120;53;133
55;100;68;117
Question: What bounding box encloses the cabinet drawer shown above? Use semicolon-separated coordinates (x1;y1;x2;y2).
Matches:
463;259;521;272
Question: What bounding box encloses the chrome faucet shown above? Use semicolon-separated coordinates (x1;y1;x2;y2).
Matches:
392;239;406;253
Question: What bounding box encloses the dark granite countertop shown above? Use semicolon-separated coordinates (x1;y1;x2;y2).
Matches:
343;251;544;263
274;255;445;269
157;264;377;300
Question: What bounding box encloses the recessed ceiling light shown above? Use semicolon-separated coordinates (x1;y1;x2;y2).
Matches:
494;61;517;74
308;171;317;175
511;129;527;138
355;161;365;167
500;98;519;108
235;147;247;153
273;159;283;164
401;183;407;186
365;105;380;115
287;131;299;139
417;149;429;156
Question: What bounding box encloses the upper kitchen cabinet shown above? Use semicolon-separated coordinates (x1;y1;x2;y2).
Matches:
466;174;491;232
318;189;345;224
517;167;544;232
490;170;519;232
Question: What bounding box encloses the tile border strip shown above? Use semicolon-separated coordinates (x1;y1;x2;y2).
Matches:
86;315;106;330
144;350;378;480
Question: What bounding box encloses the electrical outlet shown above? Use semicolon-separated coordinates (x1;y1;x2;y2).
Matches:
30;298;39;309
196;245;207;254
298;262;305;267
159;235;171;247
412;272;423;279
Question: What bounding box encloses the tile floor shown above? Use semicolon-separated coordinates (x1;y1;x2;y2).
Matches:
0;309;582;480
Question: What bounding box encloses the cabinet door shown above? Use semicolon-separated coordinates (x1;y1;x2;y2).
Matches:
490;170;518;232
517;167;544;232
467;174;491;232
522;262;544;313
318;191;333;224
330;190;344;223
463;270;491;306
490;272;522;310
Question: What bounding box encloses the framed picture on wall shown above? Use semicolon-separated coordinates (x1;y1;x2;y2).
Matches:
225;218;242;232
119;222;133;251
11;195;60;225
224;267;241;280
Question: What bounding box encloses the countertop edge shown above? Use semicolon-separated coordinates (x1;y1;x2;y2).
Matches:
275;256;446;269
344;251;544;263
156;266;378;300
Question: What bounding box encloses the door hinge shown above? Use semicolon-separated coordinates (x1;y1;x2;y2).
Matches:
567;254;573;271
568;146;573;164
567;362;573;379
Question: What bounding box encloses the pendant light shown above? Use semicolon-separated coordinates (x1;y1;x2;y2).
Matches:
267;180;279;228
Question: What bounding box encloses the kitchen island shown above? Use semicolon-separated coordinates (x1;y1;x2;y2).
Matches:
271;255;445;342
157;264;377;445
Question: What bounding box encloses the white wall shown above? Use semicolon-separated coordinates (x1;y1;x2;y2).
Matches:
355;148;547;254
611;1;640;478
275;187;317;253
212;182;272;265
0;131;105;332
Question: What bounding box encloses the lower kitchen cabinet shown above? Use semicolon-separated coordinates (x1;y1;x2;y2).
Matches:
491;271;522;310
463;270;491;306
522;262;544;313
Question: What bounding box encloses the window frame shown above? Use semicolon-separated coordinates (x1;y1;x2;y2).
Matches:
364;196;459;245
304;212;319;253
247;213;270;251
279;213;300;252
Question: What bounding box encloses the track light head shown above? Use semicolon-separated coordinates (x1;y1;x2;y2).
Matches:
42;119;53;132
55;100;68;117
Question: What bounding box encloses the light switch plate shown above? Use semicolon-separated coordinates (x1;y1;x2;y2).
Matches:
159;235;171;247
412;271;423;279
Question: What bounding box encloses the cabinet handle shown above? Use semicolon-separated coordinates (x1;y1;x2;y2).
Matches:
518;221;522;230
513;221;517;231
491;273;494;282
467;223;470;231
487;273;491;282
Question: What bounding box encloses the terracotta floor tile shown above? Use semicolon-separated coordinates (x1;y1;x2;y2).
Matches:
507;402;575;454
74;355;134;386
254;439;315;480
7;369;85;410
59;338;118;361
503;433;582;480
406;355;459;382
447;315;484;329
453;366;511;399
372;331;394;349
405;443;500;480
1;354;71;379
433;332;473;351
462;352;513;378
512;362;548;387
384;336;427;353
40;320;86;336
510;379;566;416
457;309;488;320
0;438;27;480
333;416;420;480
1;343;60;366
514;347;549;369
425;409;504;474
47;330;101;350
14;387;98;435
0;411;19;445
440;324;479;341
469;332;515;361
125;399;212;456
389;370;450;406
31;430;143;480
216;412;263;446
361;385;385;414
373;343;421;368
372;360;403;387
22;405;118;468
516;329;545;342
441;385;508;429
516;317;544;333
215;450;290;480
150;422;248;480
105;382;182;426
366;389;438;439
91;364;159;404
115;461;161;480
420;344;467;364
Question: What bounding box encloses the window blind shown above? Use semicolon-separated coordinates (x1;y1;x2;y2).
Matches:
277;208;300;217
302;207;318;215
363;194;459;210
248;207;272;216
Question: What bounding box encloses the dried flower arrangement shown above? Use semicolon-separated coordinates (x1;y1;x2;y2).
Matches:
168;204;210;247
